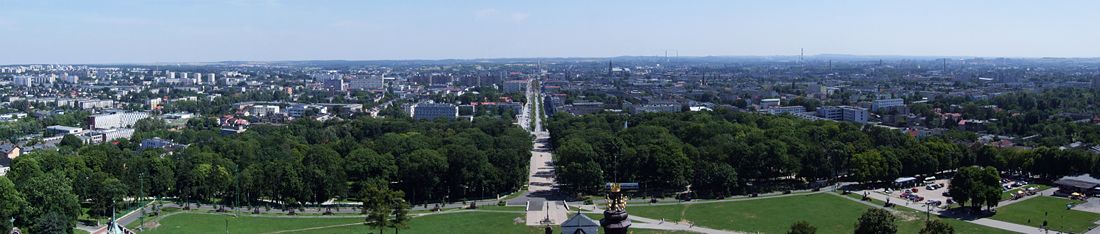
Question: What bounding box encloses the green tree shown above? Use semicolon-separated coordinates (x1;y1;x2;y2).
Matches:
851;150;887;184
391;192;411;234
397;149;447;204
18;172;80;233
363;185;402;234
949;166;1001;211
787;220;817;234
30;211;71;234
87;173;128;219
919;220;955;234
345;148;397;185
59;134;82;149
0;177;26;232
304;145;347;206
692;161;738;198
854;208;897;234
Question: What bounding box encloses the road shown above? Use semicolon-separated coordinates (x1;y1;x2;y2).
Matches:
506;77;568;225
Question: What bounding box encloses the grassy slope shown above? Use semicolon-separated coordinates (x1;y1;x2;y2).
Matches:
991;196;1100;233
138;210;685;234
140;213;364;234
629;193;1014;234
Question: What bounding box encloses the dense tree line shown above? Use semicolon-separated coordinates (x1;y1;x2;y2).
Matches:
1;116;531;232
548;110;1100;198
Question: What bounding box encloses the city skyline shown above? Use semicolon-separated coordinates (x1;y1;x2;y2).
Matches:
1;0;1099;64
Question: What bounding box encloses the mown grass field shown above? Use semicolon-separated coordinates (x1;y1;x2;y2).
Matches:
628;193;1015;234
991;196;1100;233
135;209;687;233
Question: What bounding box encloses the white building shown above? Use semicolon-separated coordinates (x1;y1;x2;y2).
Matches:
12;75;33;87
871;98;905;112
349;75;385;91
87;111;151;129
760;98;782;109
287;105;327;118
46;125;83;135
250;105;281;116
412;103;458;120
817;106;869;124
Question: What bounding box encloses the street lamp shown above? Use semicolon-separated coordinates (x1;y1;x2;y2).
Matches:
925;202;932;222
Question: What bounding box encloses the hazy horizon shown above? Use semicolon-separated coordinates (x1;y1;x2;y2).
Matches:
2;0;1098;64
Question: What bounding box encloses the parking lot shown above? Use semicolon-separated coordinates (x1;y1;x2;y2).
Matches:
888;179;952;207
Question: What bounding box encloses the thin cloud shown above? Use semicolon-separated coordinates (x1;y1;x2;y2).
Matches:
0;18;14;29
475;8;530;23
329;20;380;30
475;8;499;18
510;12;530;22
87;16;158;27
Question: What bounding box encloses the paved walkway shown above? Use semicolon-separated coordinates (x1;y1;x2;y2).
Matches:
999;188;1057;207
629;213;745;234
521;131;568;226
859;188;1063;234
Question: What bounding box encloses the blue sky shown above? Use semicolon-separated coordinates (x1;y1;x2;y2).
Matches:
0;0;1097;64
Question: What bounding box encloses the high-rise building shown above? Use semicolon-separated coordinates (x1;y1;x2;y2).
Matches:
324;78;346;91
503;79;528;93
348;75;384;91
193;73;203;84
871;98;905;112
759;98;781;109
12;75;33;87
87;111;151;129
412;103;458;120
817;106;869;124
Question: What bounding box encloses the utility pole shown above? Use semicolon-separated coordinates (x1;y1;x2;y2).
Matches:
139;172;145;231
925;202;931;222
235;164;241;217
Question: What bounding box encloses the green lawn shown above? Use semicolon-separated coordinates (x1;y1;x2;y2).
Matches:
138;209;689;234
139;213;366;234
991;196;1100;233
1000;184;1051;200
281;211;539;234
628;193;1014;234
288;211;687;234
474;205;526;212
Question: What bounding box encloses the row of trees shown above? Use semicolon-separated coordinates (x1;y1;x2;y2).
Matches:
550;110;1100;198
2;115;532;233
549;110;982;197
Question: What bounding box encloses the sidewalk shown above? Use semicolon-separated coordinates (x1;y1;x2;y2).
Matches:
860;189;1055;234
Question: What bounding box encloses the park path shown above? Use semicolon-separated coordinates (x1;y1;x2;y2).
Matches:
629;214;745;234
520;130;568;226
997;188;1056;207
510;78;570;226
858;188;1062;234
